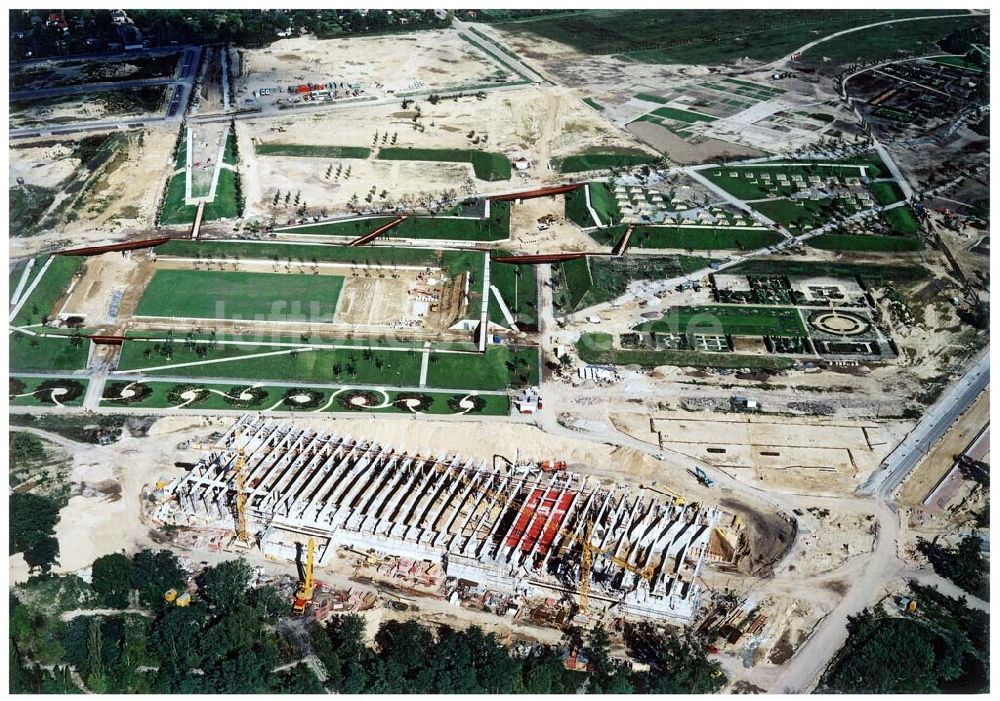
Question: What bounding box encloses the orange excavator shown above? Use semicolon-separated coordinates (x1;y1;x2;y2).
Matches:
539;459;567;473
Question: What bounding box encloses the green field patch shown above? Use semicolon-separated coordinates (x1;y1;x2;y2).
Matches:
9;376;88;407
929;55;984;71
555;255;713;312
750;198;835;232
582;97;605;111
134;269;344;321
592;225;782;250
883;206;920;235
871;181;905;206
650;106;716;123
807;234;924;252
377;147;510;181
10;185;57;237
275;201;510;242
10;334;90;373
644;305;806;336
255;143;372;159
489;258;538;326
587;182;622;226
425;346;539;391
553;257;594;311
634;92;670;104
554;151;659;173
12;255;86;327
728;258;928;282
577;333;793;369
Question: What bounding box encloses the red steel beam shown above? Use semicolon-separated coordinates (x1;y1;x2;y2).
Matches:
492;252;588;264
488;183;583;202
611;225;635;256
348;215;408;247
57;236;172;257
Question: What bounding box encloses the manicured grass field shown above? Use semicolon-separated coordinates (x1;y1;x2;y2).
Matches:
871;181;905;206
98;381;510;415
807;234;924;252
651;106;716;123
489;259;538;326
750;198;837;232
9;375;88;407
134;269;344;321
158;168;240;226
595;225;783;250
645;305;806;337
275;201;510;242
587;182;622;226
155;240;485;282
377;147;511;181
554;151;659;173
255;143;371;159
577;333;793;369
12;255;86;327
883;206;920;235
425;346;539;390
9;334;90;373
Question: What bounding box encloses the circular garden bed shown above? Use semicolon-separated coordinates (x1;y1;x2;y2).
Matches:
282;388;325;410
337;389;384;411
448;394;486;414
166;384;209;406
224;385;269;409
103;381;153;405
34;379;86;404
392;392;434;412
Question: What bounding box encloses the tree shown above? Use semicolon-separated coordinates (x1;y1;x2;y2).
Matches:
199;558;254;614
85;617;107;693
130;549;186;606
91;553;133;608
10;492;61;573
10;431;45;466
626;623;725;694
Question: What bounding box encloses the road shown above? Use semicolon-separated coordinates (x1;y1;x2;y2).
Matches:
765;12;980;68
10;76;183;101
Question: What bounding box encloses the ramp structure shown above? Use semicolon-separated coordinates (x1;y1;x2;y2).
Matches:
155;414;724;621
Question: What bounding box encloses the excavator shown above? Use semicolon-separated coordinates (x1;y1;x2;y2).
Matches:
292;537;315;615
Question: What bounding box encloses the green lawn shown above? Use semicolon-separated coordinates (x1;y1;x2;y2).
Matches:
703;161;878;200
634;92;670;104
255;143;372;159
750;198;837;232
489;259;538;326
12;256;86;327
871;181;905;206
808;234;924;252
10;334;90;372
117;338;536;392
554;255;713;312
276;201;510;242
650;106;716;123
425;346;539;390
377;147;511;181
9;375;88;407
156;239;486;283
554;257;594;311
134;269;344;321
644;305;806;336
587;182;622;226
929;55;985;71
883;206;920;235
98;381;510;416
577;333;793;369
564;187;594;227
159;168;240;226
554;151;659;173
593;225;783;250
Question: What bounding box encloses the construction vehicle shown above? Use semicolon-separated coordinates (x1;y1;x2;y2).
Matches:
292;537;316;615
639;482;686;507
164;588;178;604
690;466;715;488
539;459;567;473
906;599;918;614
175;592;192;607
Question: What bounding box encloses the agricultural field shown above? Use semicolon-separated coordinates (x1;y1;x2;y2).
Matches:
644;305;807;337
134;269;345;321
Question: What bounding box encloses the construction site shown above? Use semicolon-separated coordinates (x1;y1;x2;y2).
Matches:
150;413;734;623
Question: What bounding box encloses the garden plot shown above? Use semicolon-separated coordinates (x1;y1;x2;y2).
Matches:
236;30;511;100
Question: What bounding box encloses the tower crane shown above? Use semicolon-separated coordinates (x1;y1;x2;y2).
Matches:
558;518;656;614
292;537;316;615
186;434;250;545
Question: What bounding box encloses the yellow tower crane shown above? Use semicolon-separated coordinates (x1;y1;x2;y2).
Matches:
233;435;249;545
559;518;656;614
292;537;316;615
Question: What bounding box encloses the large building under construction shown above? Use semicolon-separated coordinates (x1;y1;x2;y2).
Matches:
155;414;725;622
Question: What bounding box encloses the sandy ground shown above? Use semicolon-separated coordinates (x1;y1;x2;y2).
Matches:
238;30;509;99
9;127;176;259
240;85;651;219
9;143;80;188
507;196;605;253
627;120;765;164
897;388;989;506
